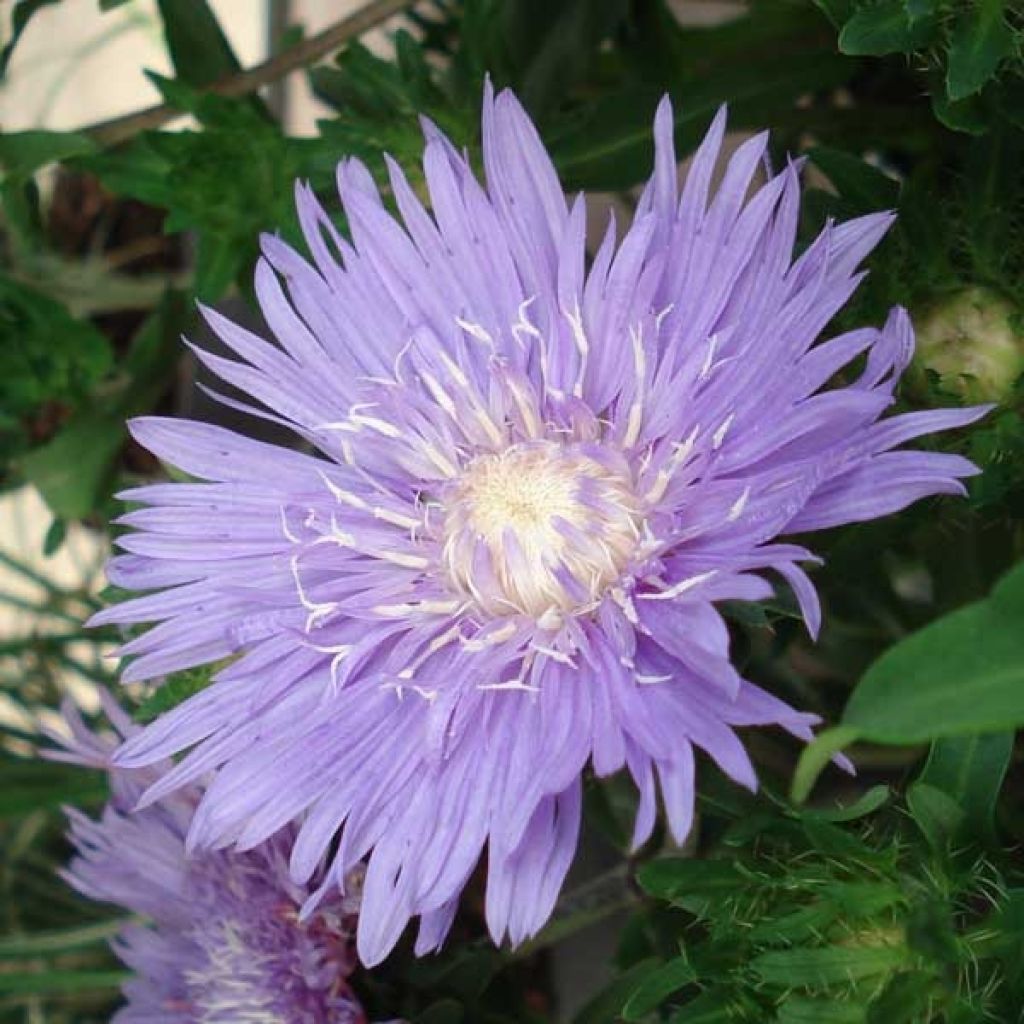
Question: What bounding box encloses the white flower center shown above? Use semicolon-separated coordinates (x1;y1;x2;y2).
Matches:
443;441;643;618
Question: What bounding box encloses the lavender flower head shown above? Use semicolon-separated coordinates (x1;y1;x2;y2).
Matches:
52;695;372;1023
93;86;987;965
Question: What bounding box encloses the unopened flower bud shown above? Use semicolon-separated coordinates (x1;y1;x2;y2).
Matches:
914;287;1023;402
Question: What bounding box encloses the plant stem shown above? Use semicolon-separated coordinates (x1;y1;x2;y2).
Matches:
0;918;133;959
510;862;635;959
0;553;62;596
0;633;96;656
83;0;415;148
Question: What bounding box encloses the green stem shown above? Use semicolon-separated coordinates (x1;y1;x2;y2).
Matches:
510;863;635;959
0;593;78;626
0;553;61;596
0;970;130;996
0;633;97;657
0;919;132;959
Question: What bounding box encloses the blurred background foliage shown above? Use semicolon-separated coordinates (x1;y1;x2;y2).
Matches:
1;0;1023;1021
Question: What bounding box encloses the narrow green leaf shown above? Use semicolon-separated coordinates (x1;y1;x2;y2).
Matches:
0;757;107;818
134;665;218;723
18;290;185;519
946;0;1012;102
811;0;856;30
1;176;43;248
748;903;840;945
918;732;1012;844
932;89;990;134
826;881;906;919
838;2;936;56
0;969;128;995
21;412;126;519
415;999;464;1024
512;0;629;119
790;726;861;804
807;146;900;212
573;958;660;1024
636;860;743;902
751;945;907;987
551;51;850;191
867;971;939;1023
668;990;735;1022
0;130;96;179
906;0;939;21
842;561;1024;743
155;0;241;87
42;516;67;556
906;782;966;850
195;233;243;301
622;956;697;1020
802;785;890;823
778;995;868;1023
0;919;127;958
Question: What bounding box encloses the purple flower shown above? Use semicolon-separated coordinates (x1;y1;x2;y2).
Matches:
52;695;373;1023
93;86;986;965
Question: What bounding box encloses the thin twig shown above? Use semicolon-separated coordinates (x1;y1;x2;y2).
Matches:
0;552;62;596
83;0;415;149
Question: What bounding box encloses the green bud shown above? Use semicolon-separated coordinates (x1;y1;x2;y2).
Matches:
913;287;1023;403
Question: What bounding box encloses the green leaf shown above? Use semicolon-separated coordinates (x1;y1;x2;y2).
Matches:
194;232;243;302
946;0;1013;102
867;971;939;1023
1;175;44;248
0;129;96;180
42;516;67;556
811;0;856;29
801;785;891;823
932;89;990;135
995;76;1024;130
637;860;744;902
0;919;127;958
825;881;906;919
904;900;960;964
621;956;697;1020
917;732;1012;844
503;0;629;120
668;990;736;1022
20;411;125;519
0;969;128;995
748;903;841;945
838;2;936;56
0;754;107;819
807;146;900;212
0;0;62;77
134;665;218;723
790;726;860;804
778;996;868;1023
156;0;241;86
0;275;112;424
751;945;907;987
842;561;1024;743
15;290;185;518
906;0;939;20
573;958;660;1024
906;782;966;850
415;999;465;1024
551;50;851;191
